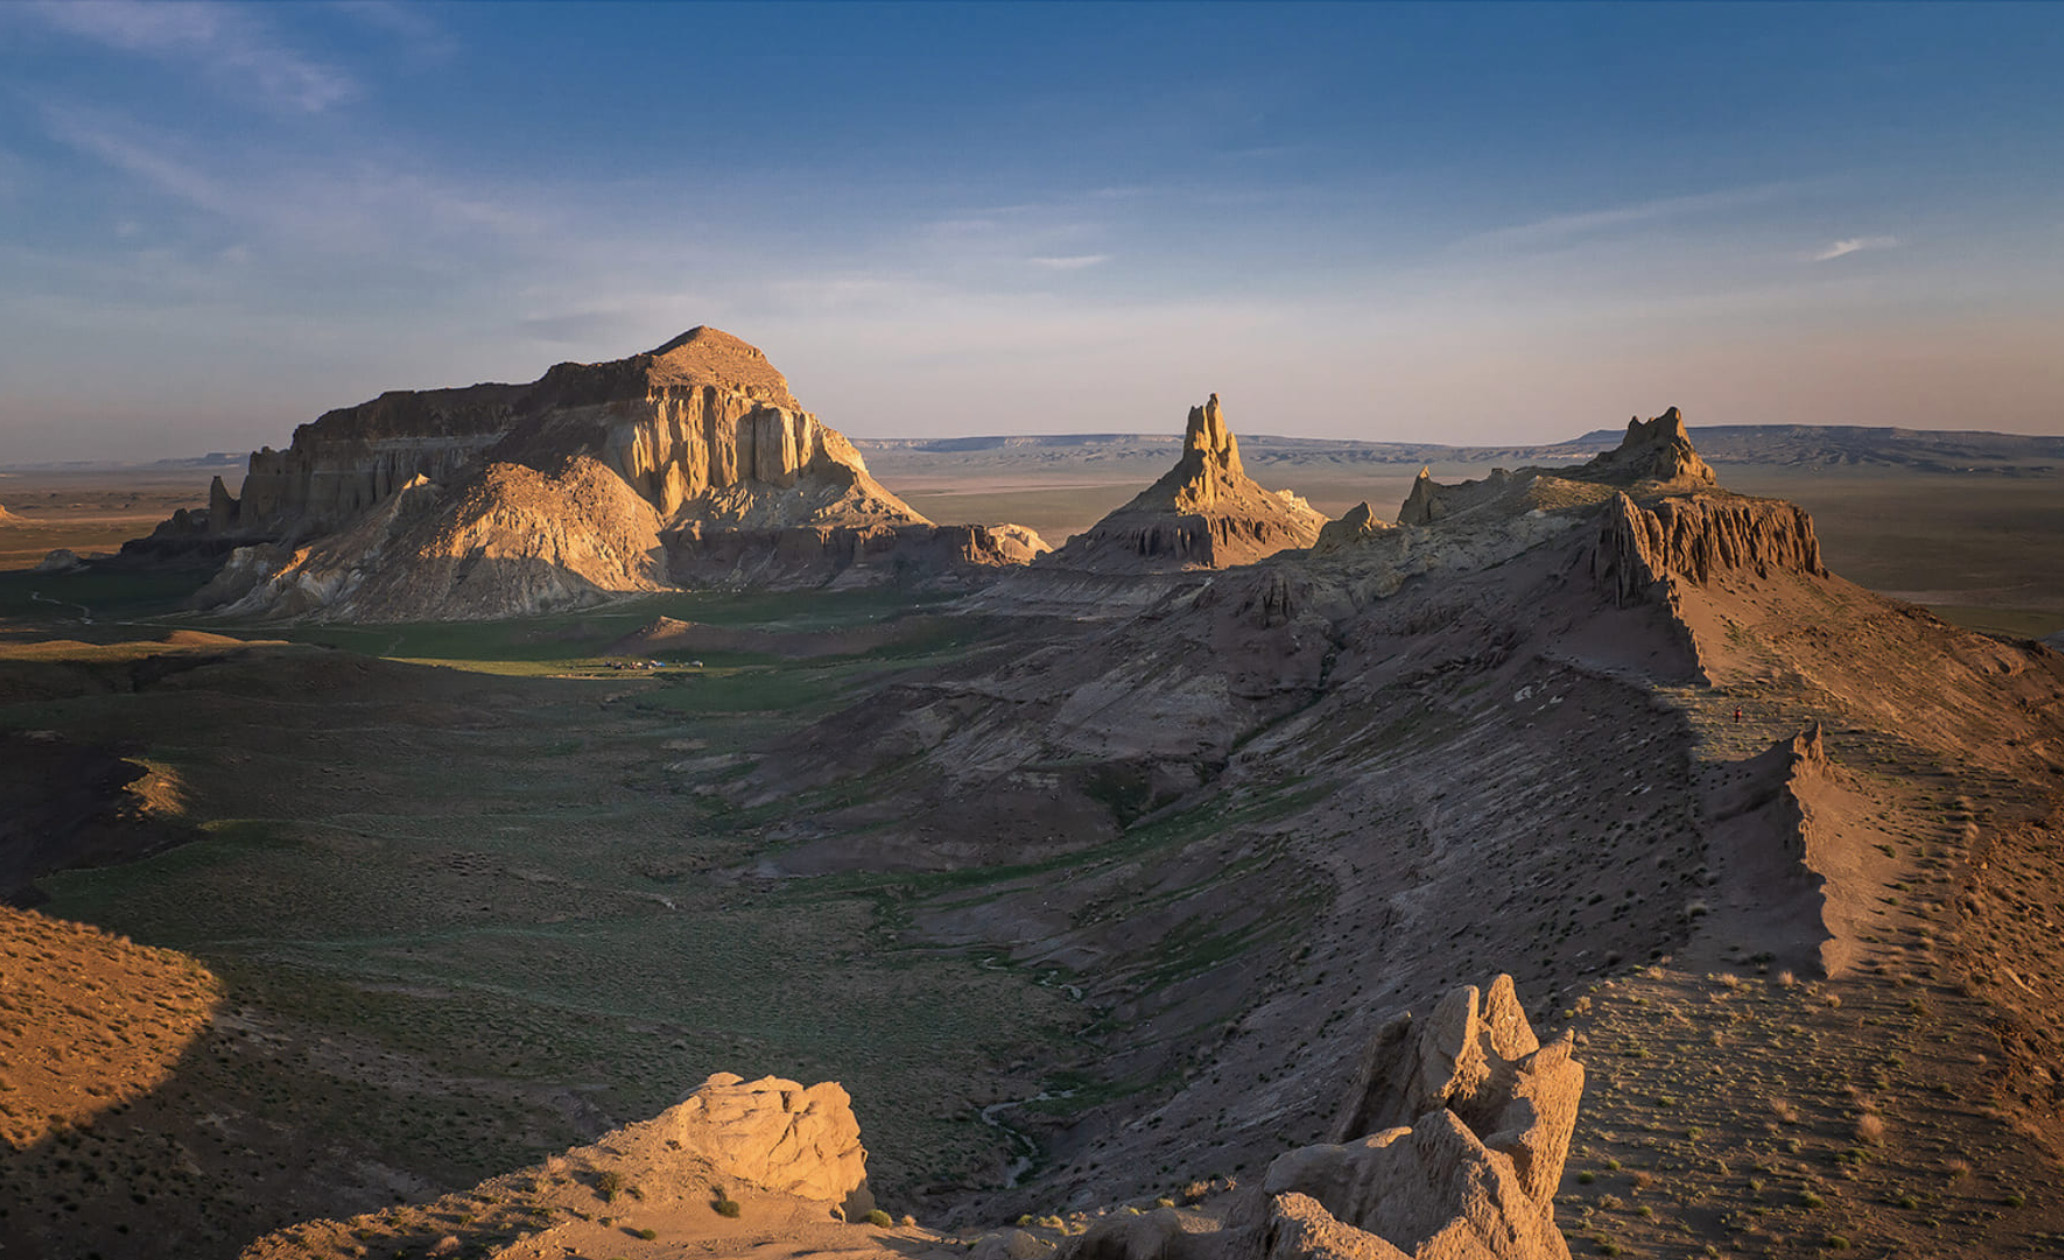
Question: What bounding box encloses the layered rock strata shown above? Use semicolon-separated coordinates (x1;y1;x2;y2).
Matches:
1594;490;1825;606
154;328;1046;618
1040;394;1326;573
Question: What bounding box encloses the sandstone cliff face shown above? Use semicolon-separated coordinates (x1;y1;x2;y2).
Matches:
176;328;1045;618
1040;395;1326;574
1594;490;1825;606
218;328;862;538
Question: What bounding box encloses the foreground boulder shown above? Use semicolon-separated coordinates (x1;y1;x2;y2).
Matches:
671;1071;873;1208
1062;976;1581;1260
242;1070;880;1258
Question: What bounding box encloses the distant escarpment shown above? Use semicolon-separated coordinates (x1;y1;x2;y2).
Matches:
1043;394;1326;573
138;329;1046;619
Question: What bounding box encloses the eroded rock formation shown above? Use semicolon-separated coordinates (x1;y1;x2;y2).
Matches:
670;1071;873;1208
1594;490;1825;607
1063;977;1581;1260
241;1070;876;1258
1314;502;1394;552
1585;407;1714;486
1041;395;1326;573
1398;407;1714;528
155;328;1047;618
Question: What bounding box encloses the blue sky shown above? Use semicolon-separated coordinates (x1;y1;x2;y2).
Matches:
3;1;2061;461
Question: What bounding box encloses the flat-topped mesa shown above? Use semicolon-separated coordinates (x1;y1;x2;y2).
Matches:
1042;393;1326;573
218;327;833;537
161;329;1046;619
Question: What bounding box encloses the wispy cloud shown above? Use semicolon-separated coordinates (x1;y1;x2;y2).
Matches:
43;105;240;213
40;103;544;255
1468;183;1799;250
22;0;355;112
1029;254;1111;271
328;0;456;61
1812;235;1899;262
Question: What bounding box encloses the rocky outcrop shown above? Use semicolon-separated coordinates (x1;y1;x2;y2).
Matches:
242;1070;876;1258
1314;503;1393;552
200;461;672;621
1063;977;1581;1260
1398;407;1714;528
671;1072;872;1206
1583;407;1714;486
1594;490;1825;606
1040;395;1326;573
162;328;1047;619
222;328;803;537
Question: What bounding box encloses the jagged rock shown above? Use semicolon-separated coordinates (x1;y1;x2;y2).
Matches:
157;328;1047;618
1397;469;1441;527
1398;408;1715;529
1062;978;1580;1260
1314;503;1393;551
1039;395;1326;573
1594;490;1825;606
1587;408;1714;486
1262;975;1579;1257
668;1071;871;1207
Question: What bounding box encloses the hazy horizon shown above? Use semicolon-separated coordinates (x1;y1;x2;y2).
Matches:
4;2;2062;463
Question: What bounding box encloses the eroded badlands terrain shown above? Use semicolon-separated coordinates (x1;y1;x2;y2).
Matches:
3;344;2062;1260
